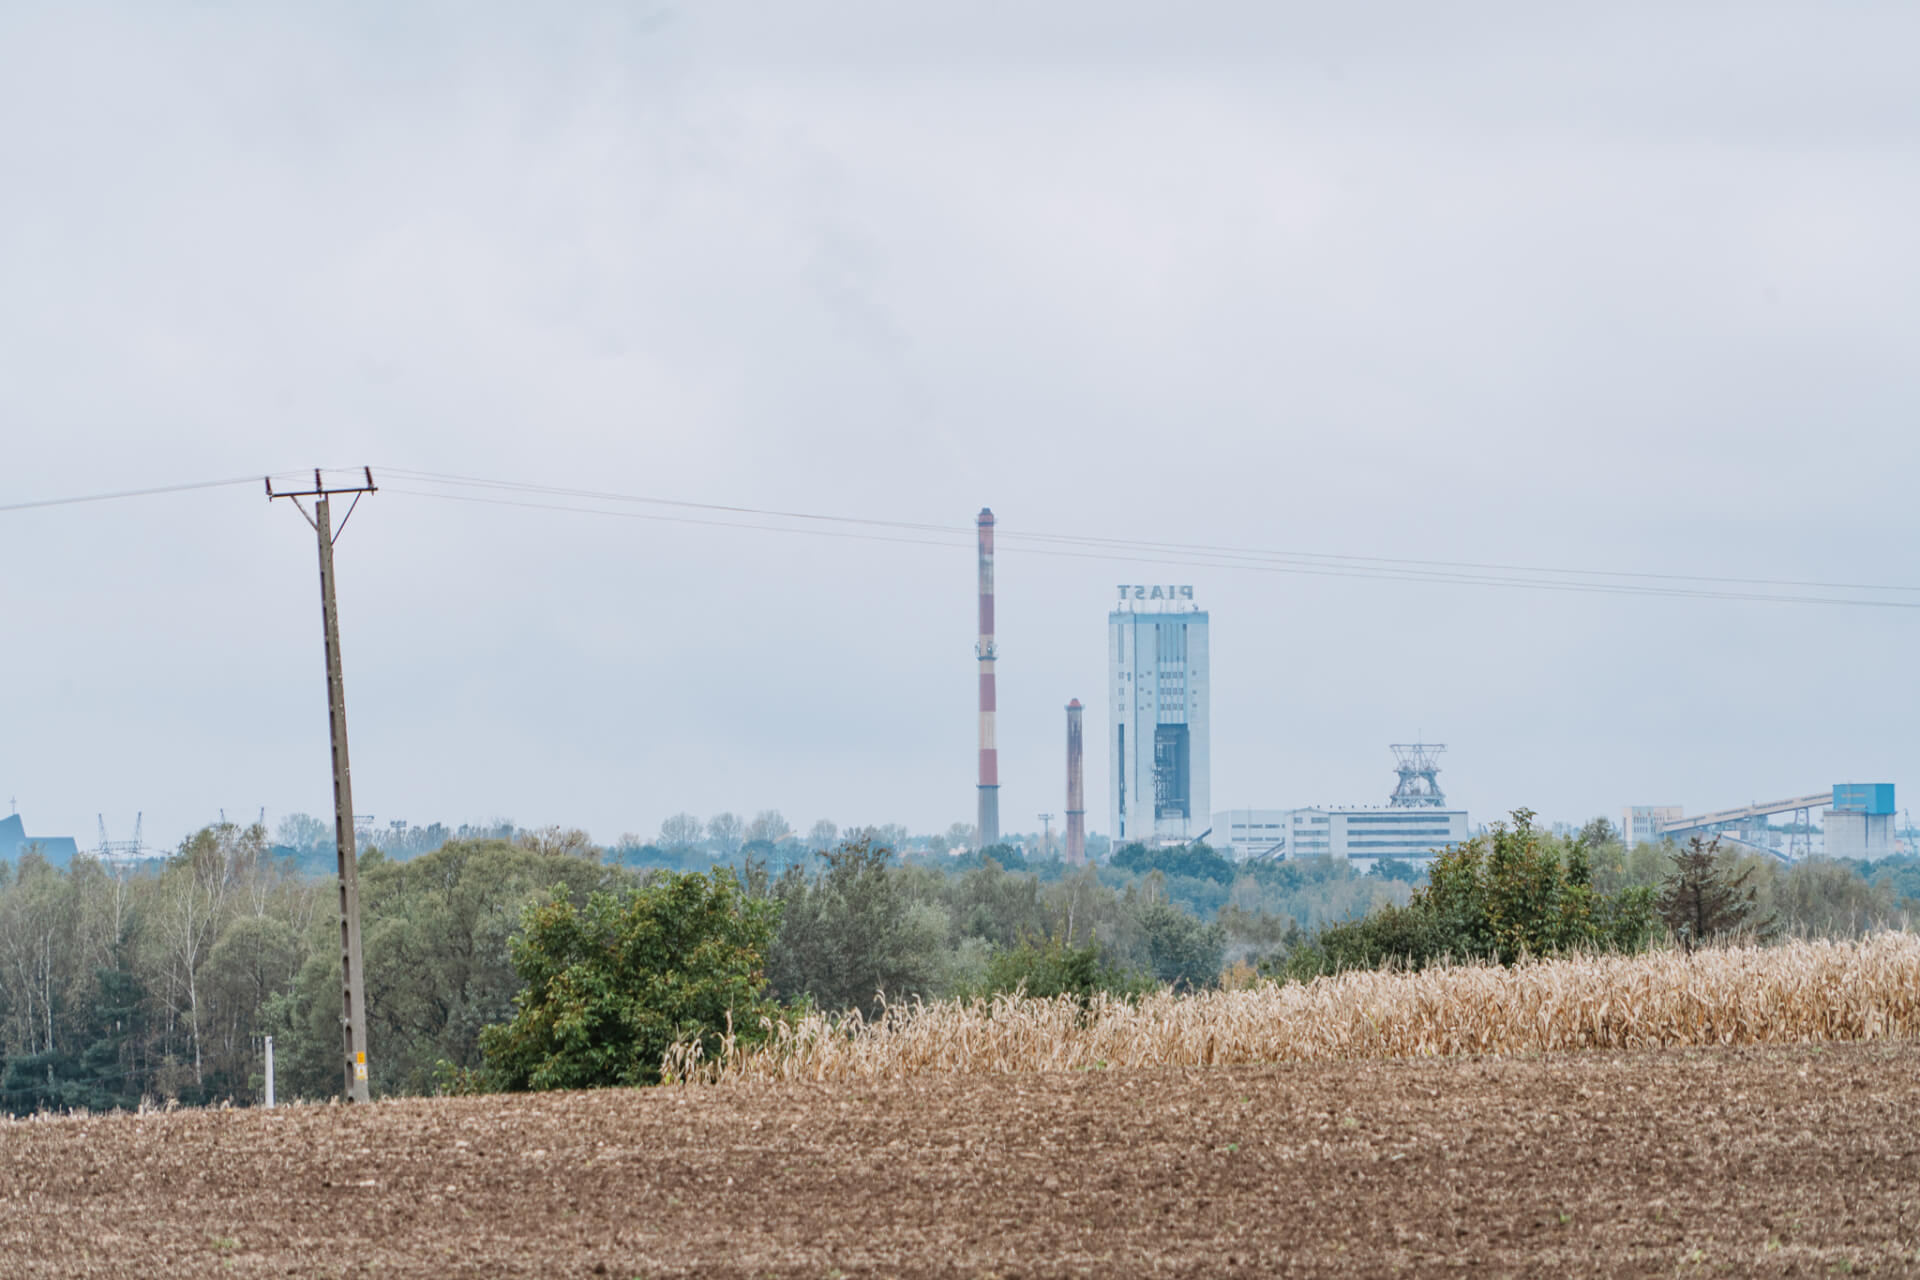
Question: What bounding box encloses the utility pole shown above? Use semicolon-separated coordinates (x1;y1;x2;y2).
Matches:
267;467;377;1103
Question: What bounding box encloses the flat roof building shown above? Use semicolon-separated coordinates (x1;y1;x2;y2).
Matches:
1211;744;1467;868
1212;806;1468;867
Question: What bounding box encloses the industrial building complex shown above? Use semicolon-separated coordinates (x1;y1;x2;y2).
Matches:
1628;784;1898;861
968;503;1900;872
1211;745;1470;869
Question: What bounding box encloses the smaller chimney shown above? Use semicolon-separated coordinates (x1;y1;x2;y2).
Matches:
1065;699;1086;865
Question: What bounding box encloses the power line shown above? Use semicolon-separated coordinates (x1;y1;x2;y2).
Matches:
995;527;1920;596
383;473;1920;610
383;466;1920;594
383;467;961;537
3;464;1910;610
385;485;969;554
0;476;262;514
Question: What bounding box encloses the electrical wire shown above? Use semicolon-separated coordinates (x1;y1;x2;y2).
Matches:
382;466;1920;595
0;476;262;514
3;465;1909;610
383;479;1920;610
386;485;974;555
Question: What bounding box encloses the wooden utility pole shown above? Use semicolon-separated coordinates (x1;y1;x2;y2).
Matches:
268;467;377;1102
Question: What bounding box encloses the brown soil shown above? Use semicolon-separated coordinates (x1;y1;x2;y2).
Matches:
3;1042;1918;1277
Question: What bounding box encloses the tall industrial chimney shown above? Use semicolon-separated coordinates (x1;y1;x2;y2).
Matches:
976;508;1000;848
1065;698;1085;865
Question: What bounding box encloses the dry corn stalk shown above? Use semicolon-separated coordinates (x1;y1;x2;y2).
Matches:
665;933;1920;1085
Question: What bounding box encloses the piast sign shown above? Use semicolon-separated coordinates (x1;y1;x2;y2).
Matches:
1116;585;1195;601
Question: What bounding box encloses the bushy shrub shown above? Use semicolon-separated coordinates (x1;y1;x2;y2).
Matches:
962;937;1150;1004
1111;841;1235;885
477;868;779;1091
1276;810;1656;978
1136;900;1229;991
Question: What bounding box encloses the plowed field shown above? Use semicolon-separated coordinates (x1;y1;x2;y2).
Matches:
4;1042;1918;1277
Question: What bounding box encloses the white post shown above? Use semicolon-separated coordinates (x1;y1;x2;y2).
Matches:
264;1035;276;1109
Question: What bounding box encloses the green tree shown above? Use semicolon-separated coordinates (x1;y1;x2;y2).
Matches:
478;868;778;1091
277;838;628;1099
965;937;1148;1004
1774;857;1898;937
1134;897;1226;991
945;856;1046;948
1657;837;1770;952
1278;810;1655;978
767;839;944;1015
1112;841;1235;885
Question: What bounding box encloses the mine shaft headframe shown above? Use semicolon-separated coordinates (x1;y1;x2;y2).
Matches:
1389;742;1448;808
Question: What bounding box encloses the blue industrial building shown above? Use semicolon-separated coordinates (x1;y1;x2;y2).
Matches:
0;812;82;868
1647;783;1898;860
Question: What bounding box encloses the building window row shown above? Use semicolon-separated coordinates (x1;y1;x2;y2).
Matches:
1345;839;1458;850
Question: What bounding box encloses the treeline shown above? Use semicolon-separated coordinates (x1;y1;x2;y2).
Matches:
276;809;1115;878
1;813;1915;1112
0;825;314;1114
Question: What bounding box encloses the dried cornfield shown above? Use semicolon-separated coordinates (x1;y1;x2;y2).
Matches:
669;932;1920;1084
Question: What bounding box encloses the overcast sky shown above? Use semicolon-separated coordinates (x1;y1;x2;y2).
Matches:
4;3;1918;852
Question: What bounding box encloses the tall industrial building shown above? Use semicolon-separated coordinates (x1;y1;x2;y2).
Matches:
1109;587;1209;845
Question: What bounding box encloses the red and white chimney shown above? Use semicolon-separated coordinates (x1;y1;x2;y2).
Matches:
976;508;999;847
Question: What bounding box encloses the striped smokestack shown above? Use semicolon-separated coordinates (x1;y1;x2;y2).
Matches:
1065;698;1085;865
975;507;999;848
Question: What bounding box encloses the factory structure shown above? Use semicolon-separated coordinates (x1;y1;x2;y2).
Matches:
1108;586;1210;846
1626;783;1898;862
974;503;1898;870
1211;745;1471;869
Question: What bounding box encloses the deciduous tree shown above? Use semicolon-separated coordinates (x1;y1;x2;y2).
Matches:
478;868;778;1090
658;813;702;849
706;813;744;855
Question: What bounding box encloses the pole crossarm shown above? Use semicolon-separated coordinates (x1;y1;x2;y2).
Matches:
265;467;378;501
